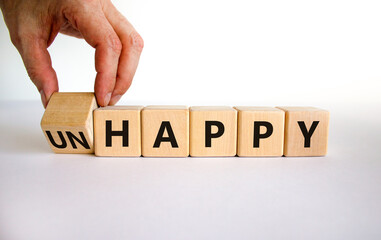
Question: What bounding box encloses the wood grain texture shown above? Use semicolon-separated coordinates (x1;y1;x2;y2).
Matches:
277;107;330;157
40;92;98;153
94;106;143;157
190;106;237;157
235;107;285;157
141;106;189;157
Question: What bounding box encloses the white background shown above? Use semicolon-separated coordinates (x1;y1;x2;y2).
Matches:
1;0;380;107
1;0;381;239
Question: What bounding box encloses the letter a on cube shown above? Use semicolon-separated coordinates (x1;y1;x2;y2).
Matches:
141;106;189;157
40;92;98;153
277;107;329;157
94;106;143;157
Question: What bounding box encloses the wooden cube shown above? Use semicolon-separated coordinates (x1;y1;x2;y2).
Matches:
40;92;98;153
235;107;285;157
141;106;189;157
94;106;143;157
190;106;237;157
277;107;329;157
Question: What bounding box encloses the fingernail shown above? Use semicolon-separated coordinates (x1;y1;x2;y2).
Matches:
40;90;47;108
109;95;122;106
104;93;112;106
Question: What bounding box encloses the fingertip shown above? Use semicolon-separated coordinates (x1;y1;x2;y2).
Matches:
40;86;58;109
109;94;122;106
96;92;112;107
40;90;48;108
104;92;112;106
94;69;116;107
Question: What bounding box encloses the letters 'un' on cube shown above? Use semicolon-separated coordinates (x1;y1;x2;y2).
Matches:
141;106;189;157
40;92;98;153
94;106;143;157
277;107;329;157
235;107;285;157
190;106;237;157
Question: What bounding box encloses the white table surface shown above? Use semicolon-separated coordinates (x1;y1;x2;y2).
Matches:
0;101;380;240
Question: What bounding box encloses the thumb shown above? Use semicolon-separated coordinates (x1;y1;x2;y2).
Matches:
17;37;59;108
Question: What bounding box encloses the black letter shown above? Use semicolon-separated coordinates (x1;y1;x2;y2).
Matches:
253;121;273;148
153;121;178;148
66;131;90;149
46;131;67;149
205;121;225;147
298;121;319;148
106;120;129;147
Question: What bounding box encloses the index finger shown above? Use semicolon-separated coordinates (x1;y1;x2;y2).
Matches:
64;5;122;106
104;3;144;105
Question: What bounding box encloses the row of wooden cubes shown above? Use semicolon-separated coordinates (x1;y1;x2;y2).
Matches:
41;93;330;157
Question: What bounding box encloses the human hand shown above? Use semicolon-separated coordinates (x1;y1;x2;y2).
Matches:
0;0;143;107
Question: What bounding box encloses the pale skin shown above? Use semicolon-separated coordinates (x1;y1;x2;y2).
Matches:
0;0;144;107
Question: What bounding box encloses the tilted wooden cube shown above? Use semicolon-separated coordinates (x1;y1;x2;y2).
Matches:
190;106;237;157
277;107;329;157
94;106;143;157
141;106;189;157
235;107;285;157
40;92;98;153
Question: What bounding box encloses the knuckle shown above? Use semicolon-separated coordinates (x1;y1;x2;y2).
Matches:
80;0;97;6
129;31;144;52
9;27;29;48
26;67;43;84
26;66;41;80
106;34;123;54
13;30;35;50
19;33;34;46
